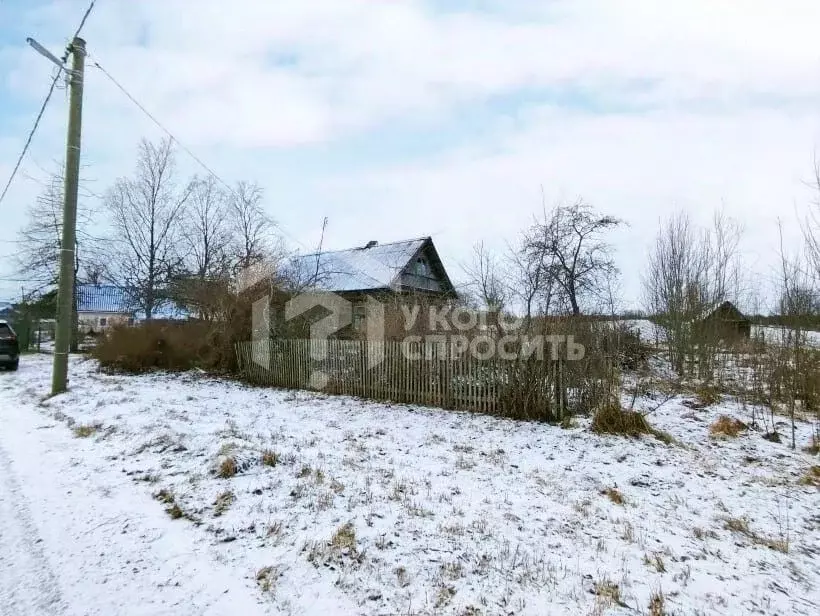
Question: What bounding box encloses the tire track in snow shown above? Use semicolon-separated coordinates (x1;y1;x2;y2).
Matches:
0;440;66;616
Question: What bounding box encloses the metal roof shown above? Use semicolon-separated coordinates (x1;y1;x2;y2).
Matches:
77;284;131;313
288;238;429;292
76;284;189;320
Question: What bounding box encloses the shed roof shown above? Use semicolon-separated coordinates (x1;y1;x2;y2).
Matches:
701;300;748;322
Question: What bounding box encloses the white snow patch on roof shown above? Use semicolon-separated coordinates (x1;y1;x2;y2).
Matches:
290;238;426;292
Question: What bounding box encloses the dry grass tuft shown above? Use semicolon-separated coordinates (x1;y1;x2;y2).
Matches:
153;488;176;504
153;488;185;519
434;585;456;609
217;456;238;478
330;522;357;552
643;552;666;573
261;449;279;467
603;487;625;505
694;384;722;407
73;422;102;438
594;579;622;607
256;566;278;593
648;590;666;616
592;403;652;436
798;465;820;487
723;516;751;534
213;490;235;517
723;516;789;553
709;415;747;438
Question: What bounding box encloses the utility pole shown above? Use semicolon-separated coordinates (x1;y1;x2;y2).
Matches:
51;37;86;394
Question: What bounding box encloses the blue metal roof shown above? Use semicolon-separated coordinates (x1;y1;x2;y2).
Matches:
77;284;190;320
77;285;131;313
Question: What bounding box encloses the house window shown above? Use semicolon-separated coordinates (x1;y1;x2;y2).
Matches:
353;302;366;332
414;257;430;277
99;317;107;327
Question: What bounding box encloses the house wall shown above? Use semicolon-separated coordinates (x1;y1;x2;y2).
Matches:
78;312;133;333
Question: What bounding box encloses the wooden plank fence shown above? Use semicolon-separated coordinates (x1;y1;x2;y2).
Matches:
235;338;567;415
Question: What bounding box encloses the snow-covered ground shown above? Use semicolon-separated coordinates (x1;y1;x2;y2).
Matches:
752;325;820;348
1;354;818;616
623;319;820;349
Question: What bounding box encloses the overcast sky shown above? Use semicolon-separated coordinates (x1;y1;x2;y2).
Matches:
1;0;819;310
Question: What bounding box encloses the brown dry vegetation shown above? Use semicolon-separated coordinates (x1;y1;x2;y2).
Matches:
217;456;238;478
72;422;102;438
261;449;279;467
603;487;625;505
709;415;748;438
799;465;820;487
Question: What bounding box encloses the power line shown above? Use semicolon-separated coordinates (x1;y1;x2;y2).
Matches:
0;0;98;208
87;54;242;205
87;49;406;292
87;52;317;254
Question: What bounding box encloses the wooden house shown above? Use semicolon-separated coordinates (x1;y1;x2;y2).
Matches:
266;237;457;337
697;300;751;339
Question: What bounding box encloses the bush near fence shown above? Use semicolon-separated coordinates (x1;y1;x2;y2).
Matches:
92;321;236;373
235;320;647;422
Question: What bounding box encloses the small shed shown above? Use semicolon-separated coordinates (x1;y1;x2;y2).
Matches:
698;301;751;339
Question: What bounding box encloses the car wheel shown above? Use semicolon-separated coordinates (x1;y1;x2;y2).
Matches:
9;360;18;371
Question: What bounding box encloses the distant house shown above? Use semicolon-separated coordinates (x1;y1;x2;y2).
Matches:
77;285;134;333
697;301;751;339
77;284;189;333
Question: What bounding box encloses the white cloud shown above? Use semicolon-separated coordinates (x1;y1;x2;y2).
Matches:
1;0;819;306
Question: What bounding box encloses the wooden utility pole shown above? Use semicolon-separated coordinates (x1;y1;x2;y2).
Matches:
52;37;86;394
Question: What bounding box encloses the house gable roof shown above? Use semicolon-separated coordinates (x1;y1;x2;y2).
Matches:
288;237;455;294
77;284;189;320
77;285;132;314
702;300;748;322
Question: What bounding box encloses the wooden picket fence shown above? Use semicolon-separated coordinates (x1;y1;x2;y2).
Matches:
235;338;568;415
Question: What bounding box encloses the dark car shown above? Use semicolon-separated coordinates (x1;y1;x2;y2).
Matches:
0;320;19;371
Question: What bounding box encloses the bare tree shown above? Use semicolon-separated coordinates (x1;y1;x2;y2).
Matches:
16;170;101;291
16;174;65;292
643;210;744;375
525;199;624;316
104;138;191;320
805;154;820;281
507;230;555;329
708;210;744;304
17;169;106;350
461;241;508;312
183;175;232;279
230;180;276;272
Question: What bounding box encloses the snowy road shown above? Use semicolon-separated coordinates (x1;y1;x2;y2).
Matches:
0;438;65;615
0;360;269;616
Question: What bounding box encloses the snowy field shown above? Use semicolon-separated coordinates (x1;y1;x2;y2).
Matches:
1;354;818;616
622;318;820;349
751;325;820;349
